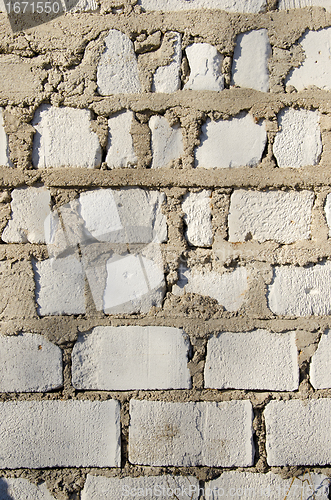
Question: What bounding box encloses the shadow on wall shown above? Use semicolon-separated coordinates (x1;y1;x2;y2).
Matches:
0;479;14;500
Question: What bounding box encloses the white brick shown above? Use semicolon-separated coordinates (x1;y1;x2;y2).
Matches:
174;266;248;312
195;113;267;168
129;400;254;466
310;330;331;389
32;105;102;168
138;0;266;12
106;110;137;168
33;255;85;316
204;330;299;391
72;326;191;390
0;333;62;392
0;108;11;166
206;471;329;500
184;43;224;91
182;190;213;247
279;0;331;8
268;262;331;316
324;193;331;236
97;30;141;95
231;30;271;92
273;108;322;168
0;400;120;468
150;115;184;168
265;399;331;465
228;189;314;243
153;32;181;93
0;478;56;500
81;475;200;500
102;247;165;314
2;187;51;243
286;28;331;90
79;189;123;241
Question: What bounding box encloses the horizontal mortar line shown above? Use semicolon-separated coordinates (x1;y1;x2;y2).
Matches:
1;165;331;188
0;389;329;401
0;317;330;337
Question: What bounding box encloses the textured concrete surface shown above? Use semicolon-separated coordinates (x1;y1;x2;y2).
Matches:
195;113;267;168
129;399;254;466
0;400;121;468
273;108;322;169
72;326;191;390
268;262;331;316
231;30;271;92
32;105;102;168
0;478;56;500
206;472;329;500
265;399;331;466
0;333;62;392
204;330;299;391
182;190;213;247
81;475;200;500
2;187;51;243
310;330;331;389
228;189;314;243
150;115;183;168
184;43;224;91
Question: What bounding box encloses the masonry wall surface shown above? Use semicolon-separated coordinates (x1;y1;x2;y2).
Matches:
1;1;331;499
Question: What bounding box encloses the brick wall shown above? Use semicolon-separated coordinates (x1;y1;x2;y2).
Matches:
1;0;331;498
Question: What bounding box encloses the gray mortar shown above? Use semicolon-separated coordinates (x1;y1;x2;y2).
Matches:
1;5;331;499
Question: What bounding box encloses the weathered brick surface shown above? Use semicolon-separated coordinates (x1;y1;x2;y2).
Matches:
129;400;254;466
0;400;120;468
81;475;200;500
72;326;191;390
0;333;62;392
0;478;56;500
204;330;299;391
265;399;331;466
228;190;314;243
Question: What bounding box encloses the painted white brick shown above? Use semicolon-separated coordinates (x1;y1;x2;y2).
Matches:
265;399;331;465
0;333;62;392
204;330;299;391
324;193;331;236
153;32;181;93
174;266;248;312
0;400;120;468
150;115;184;168
97;30;141;95
129;399;254;466
2;187;51;243
32;105;102;168
268;262;331;316
228;190;314;243
0;108;11;166
206;471;329;500
310;330;331;389
231;29;271;92
184;43;224;91
33;255;85;316
182;190;213;247
195;113;267;168
106;110;137;168
102;248;165;314
280;0;331;9
138;0;267;12
273;108;322;168
286;28;331;90
0;478;56;500
81;475;200;500
72;326;191;390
